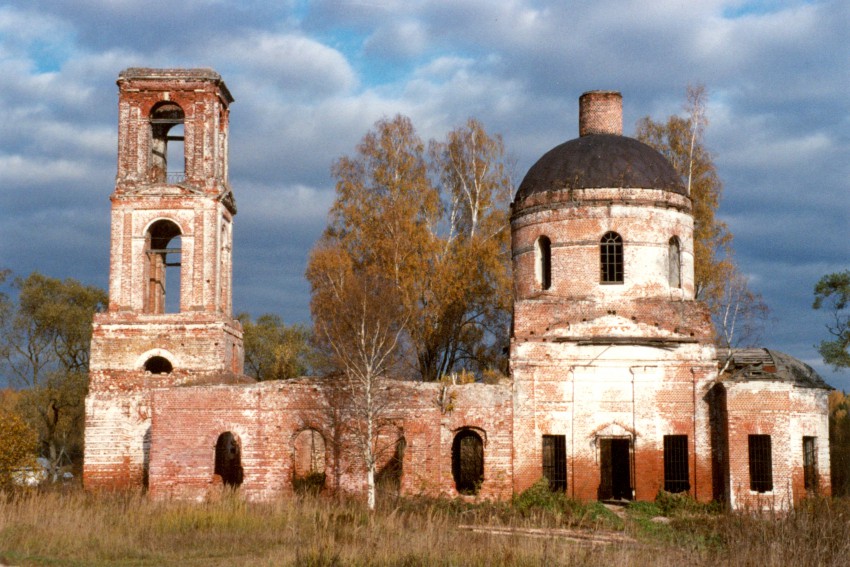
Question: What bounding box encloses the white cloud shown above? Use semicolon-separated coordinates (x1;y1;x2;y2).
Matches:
203;32;357;96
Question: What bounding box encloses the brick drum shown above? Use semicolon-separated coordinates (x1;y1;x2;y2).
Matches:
84;69;831;509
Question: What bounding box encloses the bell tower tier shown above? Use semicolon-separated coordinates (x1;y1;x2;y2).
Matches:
85;69;245;490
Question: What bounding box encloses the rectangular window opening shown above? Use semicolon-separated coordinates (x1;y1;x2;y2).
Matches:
542;435;567;492
803;436;818;492
663;435;690;493
748;434;773;493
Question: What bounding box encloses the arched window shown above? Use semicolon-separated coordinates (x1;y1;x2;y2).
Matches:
600;232;624;284
292;428;326;494
150;102;185;183
144;356;172;374
452;429;484;495
145;219;182;314
668;236;681;289
214;432;243;488
535;236;552;291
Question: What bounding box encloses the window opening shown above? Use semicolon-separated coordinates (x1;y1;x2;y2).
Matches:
452;429;483;495
803;436;818;492
214;432;243;488
542;435;566;492
292;429;326;494
599;437;632;500
748;434;773;492
145;220;182;314
600;232;624;284
165;123;185;183
144;356;172;374
150;102;184;183
535;236;552;291
668;236;681;288
663;435;690;493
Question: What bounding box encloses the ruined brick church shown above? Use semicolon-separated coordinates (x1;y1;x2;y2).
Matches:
84;68;831;509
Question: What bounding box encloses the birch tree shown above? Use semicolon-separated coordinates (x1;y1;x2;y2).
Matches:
310;115;512;382
307;243;406;510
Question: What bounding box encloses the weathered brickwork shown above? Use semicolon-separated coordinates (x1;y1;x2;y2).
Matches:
85;71;830;509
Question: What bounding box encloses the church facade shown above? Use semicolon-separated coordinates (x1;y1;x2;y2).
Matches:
84;69;831;510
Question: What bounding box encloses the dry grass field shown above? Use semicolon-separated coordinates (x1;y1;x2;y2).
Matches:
0;483;849;566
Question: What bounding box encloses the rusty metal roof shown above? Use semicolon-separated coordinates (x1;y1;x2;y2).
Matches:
719;348;832;389
514;134;685;202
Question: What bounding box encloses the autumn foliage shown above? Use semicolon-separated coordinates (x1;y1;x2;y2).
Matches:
308;115;512;382
0;409;38;488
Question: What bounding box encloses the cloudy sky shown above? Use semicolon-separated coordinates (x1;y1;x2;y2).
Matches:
0;0;847;388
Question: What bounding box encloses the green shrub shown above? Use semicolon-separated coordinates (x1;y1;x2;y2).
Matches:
293;472;327;496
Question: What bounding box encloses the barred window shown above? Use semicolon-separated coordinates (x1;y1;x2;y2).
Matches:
803;436;818;492
542;435;567;492
748;435;773;493
663;435;690;493
536;236;552;291
600;232;624;284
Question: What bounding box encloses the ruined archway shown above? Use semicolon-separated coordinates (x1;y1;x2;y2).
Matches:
214;431;243;488
292;428;326;494
452;429;484;495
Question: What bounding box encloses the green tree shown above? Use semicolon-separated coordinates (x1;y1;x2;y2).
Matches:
237;313;313;380
309;115;512;382
0;272;107;477
636;84;767;350
813;270;850;369
0;409;39;488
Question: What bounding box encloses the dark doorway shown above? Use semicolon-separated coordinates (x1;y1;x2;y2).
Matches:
214;432;243;487
452;429;484;495
599;438;632;500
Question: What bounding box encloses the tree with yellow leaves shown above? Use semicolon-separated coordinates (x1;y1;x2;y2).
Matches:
636;84;767;350
309;115;512;382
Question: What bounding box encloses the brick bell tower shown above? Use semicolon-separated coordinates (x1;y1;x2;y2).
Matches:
84;68;244;489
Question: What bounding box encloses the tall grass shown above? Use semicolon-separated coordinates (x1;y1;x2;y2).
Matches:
0;487;848;566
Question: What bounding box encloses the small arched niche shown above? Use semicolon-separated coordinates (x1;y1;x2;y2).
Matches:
452;428;484;495
145;219;182;314
668;236;682;289
214;431;243;488
149;102;185;183
292;428;326;494
144;355;172;374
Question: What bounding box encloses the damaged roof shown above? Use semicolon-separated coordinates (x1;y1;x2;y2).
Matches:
719;348;832;389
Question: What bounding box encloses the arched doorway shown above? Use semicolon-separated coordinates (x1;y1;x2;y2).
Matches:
452;429;484;495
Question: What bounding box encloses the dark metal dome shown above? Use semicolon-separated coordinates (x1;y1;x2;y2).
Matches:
514;134;685;202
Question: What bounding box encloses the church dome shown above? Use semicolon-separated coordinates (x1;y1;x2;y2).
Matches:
514;91;685;203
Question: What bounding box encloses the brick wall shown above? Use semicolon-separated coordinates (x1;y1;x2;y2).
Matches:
147;379;514;502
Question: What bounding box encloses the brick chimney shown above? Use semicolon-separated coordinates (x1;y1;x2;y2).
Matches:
579;91;622;136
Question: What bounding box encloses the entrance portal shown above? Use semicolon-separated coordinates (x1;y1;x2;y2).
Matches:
599;438;632;500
